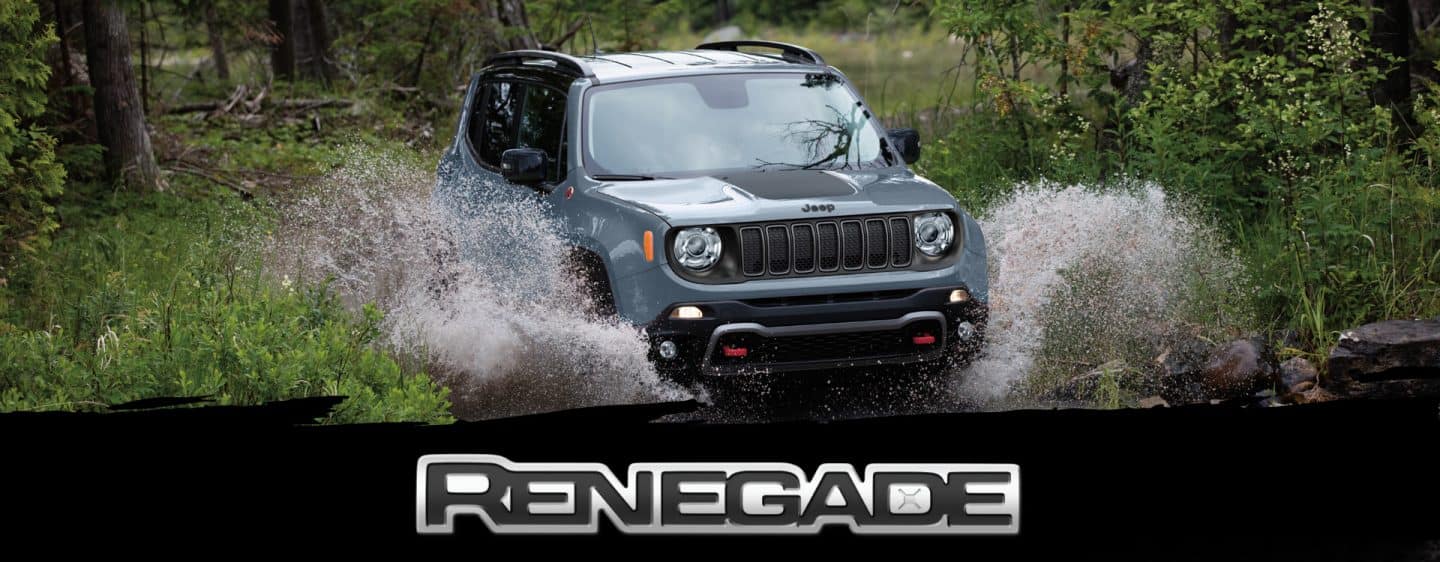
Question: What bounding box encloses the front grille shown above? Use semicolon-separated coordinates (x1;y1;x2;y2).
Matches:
739;214;913;279
740;227;764;276
766;226;789;274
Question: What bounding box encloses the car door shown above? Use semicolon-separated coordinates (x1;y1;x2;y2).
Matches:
453;73;573;290
461;76;568;200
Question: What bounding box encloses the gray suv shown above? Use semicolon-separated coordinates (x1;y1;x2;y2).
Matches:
435;41;988;382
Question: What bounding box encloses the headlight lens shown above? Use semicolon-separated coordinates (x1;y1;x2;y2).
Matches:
673;227;722;271
913;212;955;257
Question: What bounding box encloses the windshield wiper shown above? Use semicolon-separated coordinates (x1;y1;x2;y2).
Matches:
591;174;672;181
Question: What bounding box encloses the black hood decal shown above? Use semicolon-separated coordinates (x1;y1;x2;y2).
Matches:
715;170;859;200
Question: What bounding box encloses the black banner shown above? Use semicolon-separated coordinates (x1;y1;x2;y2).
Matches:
5;396;1438;557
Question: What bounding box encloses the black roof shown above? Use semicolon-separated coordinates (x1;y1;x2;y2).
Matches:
482;41;831;84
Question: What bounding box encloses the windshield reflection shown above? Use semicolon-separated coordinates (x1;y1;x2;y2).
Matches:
584;73;887;178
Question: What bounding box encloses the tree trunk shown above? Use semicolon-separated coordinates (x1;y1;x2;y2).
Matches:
272;0;334;83
714;0;732;25
302;0;335;83
1059;2;1070;97
269;0;294;80
82;0;161;191
1372;0;1412;109
138;0;149;114
1124;38;1153;106
203;0;229;80
494;0;539;51
50;0;86;125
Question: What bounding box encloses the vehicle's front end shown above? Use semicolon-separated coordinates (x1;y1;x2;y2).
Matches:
559;59;990;382
589;171;988;380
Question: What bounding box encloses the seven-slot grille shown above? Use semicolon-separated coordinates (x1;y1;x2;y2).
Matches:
739;215;913;278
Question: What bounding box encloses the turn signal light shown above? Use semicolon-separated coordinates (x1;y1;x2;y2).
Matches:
949;289;970;303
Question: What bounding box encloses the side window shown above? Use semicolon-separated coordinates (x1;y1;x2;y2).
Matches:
470;81;519;167
517;85;568;182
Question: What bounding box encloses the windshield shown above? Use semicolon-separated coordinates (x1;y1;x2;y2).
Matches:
583;73;889;178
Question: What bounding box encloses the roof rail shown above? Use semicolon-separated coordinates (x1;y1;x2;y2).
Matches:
694;40;826;66
484;50;596;78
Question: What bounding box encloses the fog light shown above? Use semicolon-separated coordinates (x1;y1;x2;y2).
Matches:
956;321;976;341
658;340;678;360
670;305;704;319
949;289;971;303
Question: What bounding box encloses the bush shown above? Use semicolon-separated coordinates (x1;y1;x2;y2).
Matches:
0;194;452;423
0;2;65;276
924;0;1440;356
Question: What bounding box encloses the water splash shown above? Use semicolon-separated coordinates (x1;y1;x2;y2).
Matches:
259;151;1249;419
263;148;689;420
958;181;1255;403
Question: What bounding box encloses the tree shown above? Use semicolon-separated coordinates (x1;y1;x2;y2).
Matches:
203;0;230;80
269;0;334;83
82;0;160;191
1;0;66;268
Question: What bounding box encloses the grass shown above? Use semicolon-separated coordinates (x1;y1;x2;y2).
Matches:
0;79;453;421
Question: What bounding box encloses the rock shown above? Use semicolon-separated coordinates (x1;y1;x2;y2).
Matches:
1289;380;1315;394
1278;357;1318;392
1327;318;1440;385
702;25;743;43
1198;337;1278;400
1137;395;1168;409
1155;337;1213;403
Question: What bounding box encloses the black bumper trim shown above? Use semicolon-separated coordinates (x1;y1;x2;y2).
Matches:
644;286;988;377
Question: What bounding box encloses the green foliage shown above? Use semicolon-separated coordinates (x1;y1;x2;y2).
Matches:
923;0;1440;354
0;1;65;272
0;195;452;423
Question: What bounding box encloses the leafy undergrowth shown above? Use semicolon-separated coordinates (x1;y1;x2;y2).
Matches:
0;110;453;422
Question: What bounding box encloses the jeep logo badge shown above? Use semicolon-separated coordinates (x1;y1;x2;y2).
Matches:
801;203;836;213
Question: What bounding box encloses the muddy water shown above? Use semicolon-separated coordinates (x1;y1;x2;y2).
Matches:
263;151;1250;421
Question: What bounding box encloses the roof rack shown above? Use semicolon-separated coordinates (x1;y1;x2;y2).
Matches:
484;50;596;78
693;40;826;66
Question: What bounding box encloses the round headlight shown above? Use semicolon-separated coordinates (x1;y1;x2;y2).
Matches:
913;212;954;257
673;227;722;271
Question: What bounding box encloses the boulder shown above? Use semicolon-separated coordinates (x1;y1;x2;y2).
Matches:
1278;357;1318;392
1137;395;1168;409
1197;337;1278;400
1154;337;1213;403
1327;318;1440;384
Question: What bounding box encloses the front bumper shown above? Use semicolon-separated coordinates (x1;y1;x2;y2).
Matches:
645;286;988;377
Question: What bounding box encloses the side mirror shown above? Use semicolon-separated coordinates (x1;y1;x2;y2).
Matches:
500;148;547;186
887;128;921;165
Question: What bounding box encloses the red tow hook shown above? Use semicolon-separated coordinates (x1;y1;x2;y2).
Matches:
912;332;936;345
722;344;749;358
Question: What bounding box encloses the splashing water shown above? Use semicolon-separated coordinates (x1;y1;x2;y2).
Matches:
263;148;689;420
260;149;1249;419
958;181;1254;403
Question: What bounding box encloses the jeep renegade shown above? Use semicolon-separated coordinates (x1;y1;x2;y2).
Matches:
435;41;989;382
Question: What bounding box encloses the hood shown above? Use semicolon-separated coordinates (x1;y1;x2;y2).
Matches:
593;169;957;225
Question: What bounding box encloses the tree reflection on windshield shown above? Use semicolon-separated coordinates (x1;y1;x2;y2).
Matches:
756;103;866;171
584;72;886;178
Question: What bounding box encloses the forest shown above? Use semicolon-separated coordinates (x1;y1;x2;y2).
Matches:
1;0;1437;421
